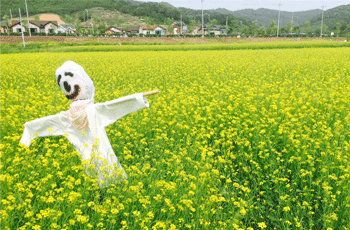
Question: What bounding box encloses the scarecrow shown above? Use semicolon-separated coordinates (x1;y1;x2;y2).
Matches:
20;61;159;187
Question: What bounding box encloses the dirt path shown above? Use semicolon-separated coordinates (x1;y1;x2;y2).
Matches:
0;35;345;45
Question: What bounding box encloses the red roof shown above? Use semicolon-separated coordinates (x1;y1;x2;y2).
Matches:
10;20;58;28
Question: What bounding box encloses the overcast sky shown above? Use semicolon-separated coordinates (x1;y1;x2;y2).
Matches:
136;0;349;12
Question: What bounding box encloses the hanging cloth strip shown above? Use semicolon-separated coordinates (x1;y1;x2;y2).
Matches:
66;99;93;130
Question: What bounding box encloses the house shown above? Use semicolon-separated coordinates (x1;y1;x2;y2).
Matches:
10;20;58;34
174;24;179;35
191;26;206;35
173;22;187;35
127;27;139;34
1;22;8;33
208;25;226;36
139;25;149;35
103;26;125;35
151;25;166;35
10;20;26;33
139;25;166;35
58;24;75;34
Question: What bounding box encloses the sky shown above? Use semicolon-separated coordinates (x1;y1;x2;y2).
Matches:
135;0;349;12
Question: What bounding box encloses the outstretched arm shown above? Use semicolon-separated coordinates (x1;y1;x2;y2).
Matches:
20;113;65;147
95;90;160;127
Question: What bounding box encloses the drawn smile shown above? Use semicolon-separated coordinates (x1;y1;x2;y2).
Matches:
66;85;81;100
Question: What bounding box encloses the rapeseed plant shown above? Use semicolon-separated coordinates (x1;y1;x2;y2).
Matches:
1;46;350;229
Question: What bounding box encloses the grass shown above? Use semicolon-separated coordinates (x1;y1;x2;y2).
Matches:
1;40;349;54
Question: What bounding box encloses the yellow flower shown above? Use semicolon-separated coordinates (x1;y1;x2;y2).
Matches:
258;222;267;229
32;225;41;230
239;208;247;216
47;196;55;203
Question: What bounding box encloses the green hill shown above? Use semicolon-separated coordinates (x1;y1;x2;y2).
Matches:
1;0;250;28
309;4;350;35
214;8;322;29
1;0;348;36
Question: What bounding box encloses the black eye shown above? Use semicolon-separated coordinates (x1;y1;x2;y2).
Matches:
65;72;74;77
64;81;71;92
57;75;61;86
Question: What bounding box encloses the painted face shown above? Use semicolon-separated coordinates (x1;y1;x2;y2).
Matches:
55;61;95;101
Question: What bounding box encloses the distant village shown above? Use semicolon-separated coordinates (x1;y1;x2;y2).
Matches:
1;18;229;37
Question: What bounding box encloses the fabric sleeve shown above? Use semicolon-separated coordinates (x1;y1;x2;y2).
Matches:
94;93;149;127
20;113;65;147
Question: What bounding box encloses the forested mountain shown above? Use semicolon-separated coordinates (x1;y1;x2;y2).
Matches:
221;8;322;28
0;0;249;26
1;0;349;36
309;4;350;33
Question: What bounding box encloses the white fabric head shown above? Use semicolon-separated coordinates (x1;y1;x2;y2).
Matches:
56;61;95;102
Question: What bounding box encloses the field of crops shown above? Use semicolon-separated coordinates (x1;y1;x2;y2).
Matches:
1;45;350;229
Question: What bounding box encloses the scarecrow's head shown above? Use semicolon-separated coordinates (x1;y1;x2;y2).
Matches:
55;61;95;101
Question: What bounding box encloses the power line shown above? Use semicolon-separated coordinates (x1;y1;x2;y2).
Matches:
19;8;25;47
277;0;282;37
24;0;31;36
320;4;326;38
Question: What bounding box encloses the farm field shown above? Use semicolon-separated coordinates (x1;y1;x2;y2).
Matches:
1;45;350;229
1;39;349;54
1;35;347;45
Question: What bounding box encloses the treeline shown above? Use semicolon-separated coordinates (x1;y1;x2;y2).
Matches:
1;0;248;26
1;0;349;37
228;20;350;37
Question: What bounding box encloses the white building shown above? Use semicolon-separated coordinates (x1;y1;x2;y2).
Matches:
103;26;125;35
139;25;166;35
139;25;149;35
58;24;75;34
10;20;58;34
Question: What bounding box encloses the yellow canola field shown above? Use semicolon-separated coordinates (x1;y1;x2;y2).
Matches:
1;48;350;229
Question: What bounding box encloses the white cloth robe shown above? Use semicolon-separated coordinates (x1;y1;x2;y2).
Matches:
20;93;149;187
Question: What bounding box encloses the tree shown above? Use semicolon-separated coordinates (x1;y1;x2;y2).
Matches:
167;24;174;34
242;25;250;37
2;15;10;35
335;22;341;37
280;27;287;35
33;14;40;21
257;26;266;36
250;20;257;36
229;20;240;33
268;20;277;36
210;19;219;25
187;19;196;34
304;21;312;37
293;26;300;35
287;22;293;34
206;24;212;35
164;18;173;26
321;23;327;36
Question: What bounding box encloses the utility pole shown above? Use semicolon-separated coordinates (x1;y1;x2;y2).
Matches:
85;9;89;34
10;9;13;23
25;0;31;36
180;14;182;35
91;17;94;34
19;8;25;47
320;5;325;38
291;12;293;33
226;16;228;35
201;0;204;38
277;0;282;37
